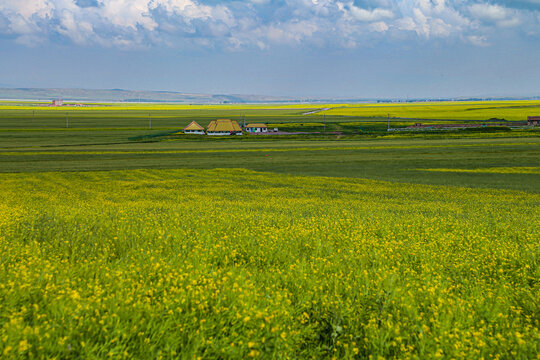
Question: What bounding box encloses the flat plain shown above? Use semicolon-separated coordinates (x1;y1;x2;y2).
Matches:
0;101;538;359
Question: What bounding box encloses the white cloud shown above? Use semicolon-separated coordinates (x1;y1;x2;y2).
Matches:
0;0;537;50
150;0;213;22
0;0;54;19
249;20;319;46
98;0;157;30
396;16;416;31
349;6;394;22
369;21;389;32
467;34;490;46
0;0;54;39
469;3;507;21
468;3;521;27
57;9;95;44
394;0;470;38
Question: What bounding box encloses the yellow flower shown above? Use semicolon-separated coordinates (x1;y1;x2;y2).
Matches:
3;346;12;356
18;340;30;353
248;350;260;357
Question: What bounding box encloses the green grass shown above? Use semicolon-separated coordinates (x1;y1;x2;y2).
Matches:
0;169;538;359
1;132;539;192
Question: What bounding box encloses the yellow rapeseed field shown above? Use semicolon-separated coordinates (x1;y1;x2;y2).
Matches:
320;101;540;121
0;169;538;359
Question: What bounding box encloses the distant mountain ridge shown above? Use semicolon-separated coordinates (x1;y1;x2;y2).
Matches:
0;87;538;104
0;87;296;104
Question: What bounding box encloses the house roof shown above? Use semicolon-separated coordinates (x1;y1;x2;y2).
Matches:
207;119;242;132
245;123;267;128
184;121;204;131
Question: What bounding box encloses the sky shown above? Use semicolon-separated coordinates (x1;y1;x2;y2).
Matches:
1;0;539;98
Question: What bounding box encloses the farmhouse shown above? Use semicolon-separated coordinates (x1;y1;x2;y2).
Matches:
527;116;540;126
245;123;268;133
183;121;205;134
207;119;243;135
51;99;63;106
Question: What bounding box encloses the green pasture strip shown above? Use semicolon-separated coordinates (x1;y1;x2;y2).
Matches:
1;134;538;192
1;132;535;153
381;129;540;139
415;167;540;174
0;141;537;156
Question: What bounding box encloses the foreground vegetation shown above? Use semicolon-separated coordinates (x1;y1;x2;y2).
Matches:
0;169;538;359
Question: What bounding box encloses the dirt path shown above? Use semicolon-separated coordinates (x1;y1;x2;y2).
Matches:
302;108;331;115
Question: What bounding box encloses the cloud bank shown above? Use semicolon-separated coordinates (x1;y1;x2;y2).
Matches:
0;0;538;49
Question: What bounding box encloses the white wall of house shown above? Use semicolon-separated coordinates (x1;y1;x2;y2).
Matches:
207;131;243;135
247;127;267;133
207;131;229;135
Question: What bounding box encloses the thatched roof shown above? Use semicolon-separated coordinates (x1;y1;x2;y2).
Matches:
207;119;242;132
184;121;204;131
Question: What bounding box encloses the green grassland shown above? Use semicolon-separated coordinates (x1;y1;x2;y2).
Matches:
0;101;539;359
1;133;539;192
0;169;538;359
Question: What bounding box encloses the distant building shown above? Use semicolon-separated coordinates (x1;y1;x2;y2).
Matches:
183;121;205;134
51;99;63;106
527;116;540;126
207;119;243;135
245;123;268;133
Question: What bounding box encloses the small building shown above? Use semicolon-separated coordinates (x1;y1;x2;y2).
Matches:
527;116;540;126
183;121;205;135
245;123;268;133
207;119;243;135
52;99;63;106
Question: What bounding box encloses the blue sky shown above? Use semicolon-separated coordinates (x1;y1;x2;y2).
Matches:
1;0;539;98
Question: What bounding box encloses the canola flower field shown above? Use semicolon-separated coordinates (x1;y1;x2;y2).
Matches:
0;168;538;359
319;101;540;121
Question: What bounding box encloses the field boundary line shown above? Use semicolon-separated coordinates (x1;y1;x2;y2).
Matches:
0;141;538;156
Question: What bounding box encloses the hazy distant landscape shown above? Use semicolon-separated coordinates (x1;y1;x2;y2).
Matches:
0;87;296;103
2;87;539;104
